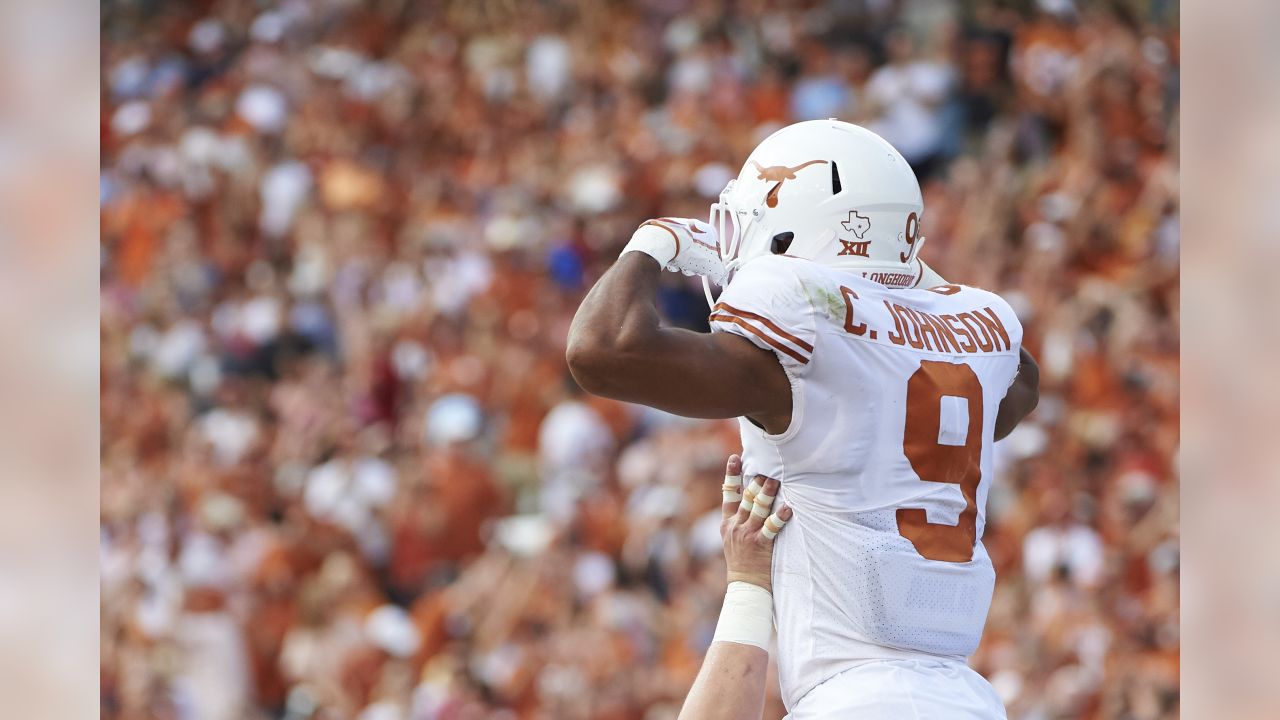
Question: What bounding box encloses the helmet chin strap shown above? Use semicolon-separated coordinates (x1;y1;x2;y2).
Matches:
907;233;927;266
701;275;718;308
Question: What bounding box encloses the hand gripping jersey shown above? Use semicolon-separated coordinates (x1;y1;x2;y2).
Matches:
708;255;1023;709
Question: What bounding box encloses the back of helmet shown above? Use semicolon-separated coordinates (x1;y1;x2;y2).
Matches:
711;119;926;287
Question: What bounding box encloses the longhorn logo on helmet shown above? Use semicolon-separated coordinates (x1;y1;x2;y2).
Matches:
751;159;829;208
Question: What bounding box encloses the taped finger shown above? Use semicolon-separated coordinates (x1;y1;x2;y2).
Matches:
762;512;789;540
750;499;773;519
751;489;776;518
738;477;763;514
722;472;743;504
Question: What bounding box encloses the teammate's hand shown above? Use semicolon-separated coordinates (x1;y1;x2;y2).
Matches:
622;217;727;284
720;454;791;593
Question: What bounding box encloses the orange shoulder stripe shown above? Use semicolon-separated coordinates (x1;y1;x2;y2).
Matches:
712;302;815;353
708;313;810;364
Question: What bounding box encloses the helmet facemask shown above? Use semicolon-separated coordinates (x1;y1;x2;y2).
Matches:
704;179;778;307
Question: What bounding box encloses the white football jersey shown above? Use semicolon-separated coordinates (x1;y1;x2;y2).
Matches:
708;254;1023;709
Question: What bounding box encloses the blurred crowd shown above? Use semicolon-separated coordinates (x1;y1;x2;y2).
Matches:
99;0;1179;718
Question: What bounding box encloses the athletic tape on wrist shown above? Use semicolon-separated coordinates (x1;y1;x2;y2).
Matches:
621;223;679;266
712;581;773;650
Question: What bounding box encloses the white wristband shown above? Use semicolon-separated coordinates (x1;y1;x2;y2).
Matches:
712;581;773;650
621;222;680;267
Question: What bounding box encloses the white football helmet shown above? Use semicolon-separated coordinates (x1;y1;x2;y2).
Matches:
707;119;927;300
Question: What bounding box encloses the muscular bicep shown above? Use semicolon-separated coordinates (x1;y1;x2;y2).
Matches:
573;326;793;432
566;253;801;432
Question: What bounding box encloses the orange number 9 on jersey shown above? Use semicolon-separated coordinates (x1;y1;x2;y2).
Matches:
897;360;984;563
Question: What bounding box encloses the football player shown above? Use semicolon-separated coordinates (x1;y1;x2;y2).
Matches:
567;120;1039;719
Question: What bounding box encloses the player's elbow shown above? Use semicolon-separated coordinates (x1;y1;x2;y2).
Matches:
565;330;632;397
566;315;657;397
565;338;611;395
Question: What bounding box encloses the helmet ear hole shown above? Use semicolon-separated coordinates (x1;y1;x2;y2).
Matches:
771;232;794;255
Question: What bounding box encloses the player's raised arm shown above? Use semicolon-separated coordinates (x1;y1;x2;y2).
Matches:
677;455;792;720
566;219;793;434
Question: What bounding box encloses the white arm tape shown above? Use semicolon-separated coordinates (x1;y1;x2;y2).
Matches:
712;581;773;651
621;223;679;267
